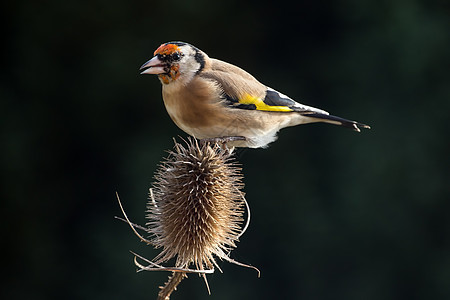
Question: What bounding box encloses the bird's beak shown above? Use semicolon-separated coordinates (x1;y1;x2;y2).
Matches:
140;56;166;75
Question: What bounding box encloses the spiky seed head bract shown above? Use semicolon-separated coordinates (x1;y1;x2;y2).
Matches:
117;138;258;299
147;138;245;271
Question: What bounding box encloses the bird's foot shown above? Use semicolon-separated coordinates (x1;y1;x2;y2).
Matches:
199;136;247;153
200;136;247;144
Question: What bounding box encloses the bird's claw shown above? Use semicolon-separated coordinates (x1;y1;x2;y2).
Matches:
199;136;247;153
200;136;246;145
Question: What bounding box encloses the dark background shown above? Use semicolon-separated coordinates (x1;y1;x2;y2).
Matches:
2;0;449;299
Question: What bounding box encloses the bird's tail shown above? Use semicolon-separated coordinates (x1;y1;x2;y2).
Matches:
305;113;371;132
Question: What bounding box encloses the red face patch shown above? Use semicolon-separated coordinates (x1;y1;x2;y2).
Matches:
158;64;180;84
154;43;180;56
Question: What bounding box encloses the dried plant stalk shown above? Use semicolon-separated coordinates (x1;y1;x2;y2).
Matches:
157;272;186;300
118;138;259;300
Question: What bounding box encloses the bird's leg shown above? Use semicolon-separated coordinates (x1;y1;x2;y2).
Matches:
199;136;247;153
200;136;246;145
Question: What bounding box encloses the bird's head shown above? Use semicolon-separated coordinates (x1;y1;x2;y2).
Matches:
140;41;206;85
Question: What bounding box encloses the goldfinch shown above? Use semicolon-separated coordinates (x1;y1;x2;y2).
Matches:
140;41;370;148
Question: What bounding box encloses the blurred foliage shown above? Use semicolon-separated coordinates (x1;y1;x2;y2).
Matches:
1;0;449;299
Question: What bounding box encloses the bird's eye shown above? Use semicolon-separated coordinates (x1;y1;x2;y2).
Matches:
172;53;181;61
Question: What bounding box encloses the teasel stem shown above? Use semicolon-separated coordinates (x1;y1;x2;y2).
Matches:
157;272;187;300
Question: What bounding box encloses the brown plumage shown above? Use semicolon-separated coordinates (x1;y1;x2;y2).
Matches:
141;41;370;148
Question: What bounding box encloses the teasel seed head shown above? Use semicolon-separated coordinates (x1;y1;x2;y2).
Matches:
148;138;245;269
116;138;259;299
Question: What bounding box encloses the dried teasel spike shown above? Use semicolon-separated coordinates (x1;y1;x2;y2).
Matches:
116;191;153;245
132;251;214;274
118;137;259;299
235;190;251;240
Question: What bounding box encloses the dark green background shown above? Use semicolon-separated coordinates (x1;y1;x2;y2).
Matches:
2;0;449;299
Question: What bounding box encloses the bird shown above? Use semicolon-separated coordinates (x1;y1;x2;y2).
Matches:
140;41;370;148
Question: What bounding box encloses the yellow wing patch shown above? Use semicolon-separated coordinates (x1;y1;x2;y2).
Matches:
239;94;293;112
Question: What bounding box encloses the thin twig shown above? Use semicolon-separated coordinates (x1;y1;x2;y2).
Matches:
132;251;215;274
236;190;251;240
114;216;149;232
116;191;153;245
220;254;261;278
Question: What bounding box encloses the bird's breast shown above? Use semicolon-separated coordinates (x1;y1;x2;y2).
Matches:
161;79;225;137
